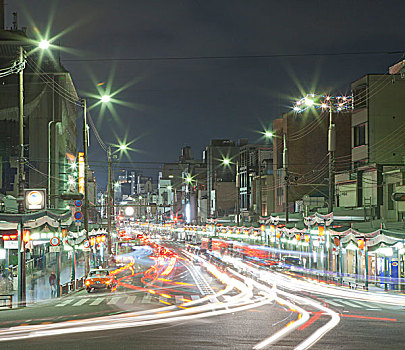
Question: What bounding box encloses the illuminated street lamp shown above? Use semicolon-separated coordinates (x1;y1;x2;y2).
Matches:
293;93;352;213
264;130;273;139
101;94;111;103
81;94;114;272
38;39;50;50
17;39;54;305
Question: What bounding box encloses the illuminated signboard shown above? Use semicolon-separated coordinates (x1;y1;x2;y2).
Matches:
78;152;85;195
25;189;46;210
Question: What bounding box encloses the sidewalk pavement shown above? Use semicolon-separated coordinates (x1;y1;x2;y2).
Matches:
3;262;86;305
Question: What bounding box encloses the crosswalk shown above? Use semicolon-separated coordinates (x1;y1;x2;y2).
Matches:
322;297;401;311
55;294;201;308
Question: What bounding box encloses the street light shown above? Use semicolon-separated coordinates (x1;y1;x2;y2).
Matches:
264;130;274;139
222;157;231;166
38;39;50;50
16;39;52;305
81;95;113;273
101;94;111;103
263;128;288;222
293;93;352;213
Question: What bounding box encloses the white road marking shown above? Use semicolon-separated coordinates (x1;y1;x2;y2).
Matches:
337;300;362;308
107;297;121;305
55;299;73;307
89;297;105;306
72;298;89;306
324;299;344;307
141;295;151;303
125;295;137;304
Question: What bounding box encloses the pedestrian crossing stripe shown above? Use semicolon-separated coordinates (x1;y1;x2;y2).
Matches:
125;295;136;304
339;300;362;308
89;297;104;306
322;298;400;310
72;298;89;306
107;297;121;305
55;294;202;307
55;299;74;307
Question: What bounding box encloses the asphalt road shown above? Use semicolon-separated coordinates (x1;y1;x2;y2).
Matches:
2;295;403;350
1;242;405;349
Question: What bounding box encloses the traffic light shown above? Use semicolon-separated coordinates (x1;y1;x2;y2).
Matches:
391;192;405;201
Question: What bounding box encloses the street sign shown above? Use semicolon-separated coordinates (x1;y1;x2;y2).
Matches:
83;240;90;248
49;246;60;253
74;211;83;220
4;241;18;249
50;237;60;246
74;200;82;207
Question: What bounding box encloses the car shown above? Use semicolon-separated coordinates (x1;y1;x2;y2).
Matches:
85;269;117;293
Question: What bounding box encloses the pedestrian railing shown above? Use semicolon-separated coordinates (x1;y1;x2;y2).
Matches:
0;294;13;309
60;277;86;296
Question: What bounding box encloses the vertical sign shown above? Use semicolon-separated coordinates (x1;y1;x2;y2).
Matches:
78;152;85;195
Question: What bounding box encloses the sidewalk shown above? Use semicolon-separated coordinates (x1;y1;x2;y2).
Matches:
2;262;86;306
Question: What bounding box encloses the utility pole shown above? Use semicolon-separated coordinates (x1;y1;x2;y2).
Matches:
236;161;240;226
328;105;336;213
107;146;112;255
18;46;26;306
283;133;289;224
82;98;90;275
258;148;262;217
18;46;24;213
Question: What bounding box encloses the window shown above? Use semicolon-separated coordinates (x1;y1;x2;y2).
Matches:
352;85;367;109
354;123;366;147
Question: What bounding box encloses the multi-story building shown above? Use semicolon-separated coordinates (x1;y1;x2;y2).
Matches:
159;146;206;223
0;17;78;209
272;108;351;215
335;74;405;220
205;139;239;218
238;139;273;221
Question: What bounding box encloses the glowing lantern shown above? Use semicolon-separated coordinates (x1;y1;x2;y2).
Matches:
90;237;95;246
23;230;31;243
358;239;365;250
296;234;301;241
318;226;325;237
305;235;310;243
276;232;281;239
334;237;340;246
260;225;265;232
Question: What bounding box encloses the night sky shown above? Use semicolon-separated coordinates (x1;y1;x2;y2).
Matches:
7;0;405;188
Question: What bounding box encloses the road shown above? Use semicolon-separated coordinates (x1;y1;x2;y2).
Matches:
0;241;404;349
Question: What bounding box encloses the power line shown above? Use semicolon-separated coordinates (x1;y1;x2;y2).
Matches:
61;49;405;63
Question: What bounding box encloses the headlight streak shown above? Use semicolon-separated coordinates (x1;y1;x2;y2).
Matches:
0;256;274;342
0;293;275;342
218;255;342;350
270;270;405;307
